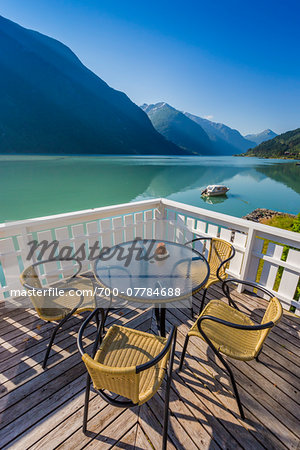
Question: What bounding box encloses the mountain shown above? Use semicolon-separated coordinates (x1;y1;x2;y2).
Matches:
244;129;277;146
240;128;300;159
140;103;212;155
184;112;255;154
0;16;185;156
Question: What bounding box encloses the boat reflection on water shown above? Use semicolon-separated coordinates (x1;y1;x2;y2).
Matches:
201;194;228;205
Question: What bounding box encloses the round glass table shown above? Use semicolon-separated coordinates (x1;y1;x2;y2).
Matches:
94;239;210;336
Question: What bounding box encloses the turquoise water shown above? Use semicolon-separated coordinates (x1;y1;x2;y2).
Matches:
0;155;299;223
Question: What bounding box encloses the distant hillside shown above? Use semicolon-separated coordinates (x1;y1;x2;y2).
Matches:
141;103;212;155
185;112;255;154
0;16;185;156
240;128;300;159
245;129;277;145
257;160;300;194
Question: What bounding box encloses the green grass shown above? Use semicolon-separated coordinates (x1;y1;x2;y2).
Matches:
261;212;300;232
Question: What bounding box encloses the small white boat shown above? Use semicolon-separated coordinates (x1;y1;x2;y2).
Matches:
201;185;229;197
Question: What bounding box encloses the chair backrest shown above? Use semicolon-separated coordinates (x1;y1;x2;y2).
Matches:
208;238;233;279
81;325;170;405
20;264;63;321
20;265;45;310
82;354;141;403
82;353;169;405
255;296;283;354
21;265;43;290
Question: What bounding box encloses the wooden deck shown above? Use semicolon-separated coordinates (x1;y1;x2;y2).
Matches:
0;284;300;449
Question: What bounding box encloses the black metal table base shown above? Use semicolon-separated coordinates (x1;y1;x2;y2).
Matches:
154;304;166;337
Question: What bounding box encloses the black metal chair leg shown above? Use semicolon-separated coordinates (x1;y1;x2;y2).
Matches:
93;308;104;348
83;373;91;434
189;298;193;318
162;381;170;449
227;294;240;311
223;358;245;419
178;334;189;371
199;288;207;314
255;348;262;363
162;328;176;450
205;340;245;419
42;325;59;369
99;307;104;326
102;307;110;334
95;310;100;329
42;307;78;369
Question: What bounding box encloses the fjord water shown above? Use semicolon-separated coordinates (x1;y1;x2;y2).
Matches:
0;156;299;223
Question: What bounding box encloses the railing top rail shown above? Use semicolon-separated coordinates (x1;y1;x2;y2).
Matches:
161;199;300;245
0;198;163;234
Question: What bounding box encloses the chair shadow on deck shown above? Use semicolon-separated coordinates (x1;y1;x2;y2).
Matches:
0;311;81;380
0;303;133;387
174;345;282;449
0;306;126;413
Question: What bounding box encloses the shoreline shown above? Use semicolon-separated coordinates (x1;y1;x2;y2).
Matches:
235;154;300;161
242;208;295;223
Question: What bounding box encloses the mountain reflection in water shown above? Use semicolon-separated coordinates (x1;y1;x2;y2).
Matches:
0;156;299;222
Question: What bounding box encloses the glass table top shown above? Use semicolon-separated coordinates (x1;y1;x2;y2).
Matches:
94;239;209;303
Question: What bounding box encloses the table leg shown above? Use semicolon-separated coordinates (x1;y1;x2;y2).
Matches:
154;306;160;333
160;306;166;337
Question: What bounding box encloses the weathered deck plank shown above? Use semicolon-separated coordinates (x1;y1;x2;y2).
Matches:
134;424;154;450
0;287;299;450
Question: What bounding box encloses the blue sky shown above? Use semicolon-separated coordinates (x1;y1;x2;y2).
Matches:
1;0;299;134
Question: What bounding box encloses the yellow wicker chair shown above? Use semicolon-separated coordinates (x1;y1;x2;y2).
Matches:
179;279;282;419
77;310;177;450
185;237;235;314
20;258;104;369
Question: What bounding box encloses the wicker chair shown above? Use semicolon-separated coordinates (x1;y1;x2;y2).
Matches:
185;237;235;314
20;258;105;369
77;309;177;450
179;279;282;418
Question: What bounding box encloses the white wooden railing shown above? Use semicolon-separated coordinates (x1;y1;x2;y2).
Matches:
0;198;299;314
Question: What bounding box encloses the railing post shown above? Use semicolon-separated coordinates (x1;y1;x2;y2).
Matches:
21;225;34;265
158;200;167;220
237;225;257;292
